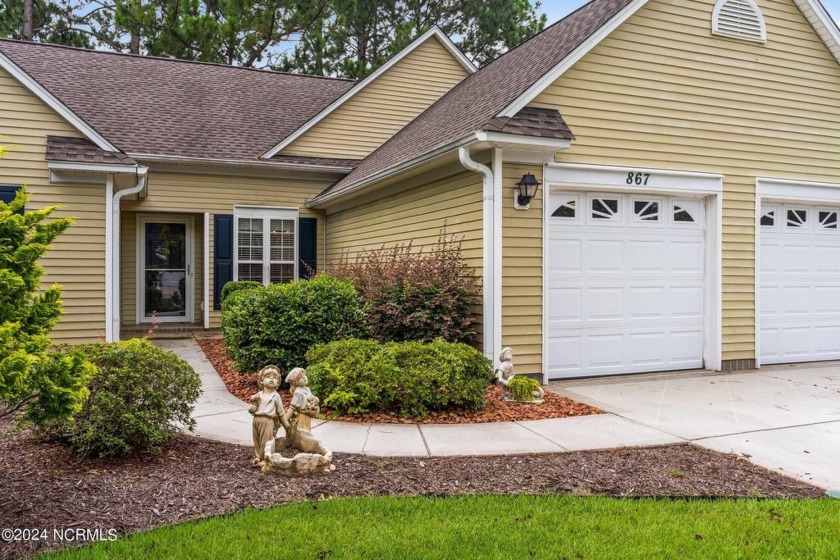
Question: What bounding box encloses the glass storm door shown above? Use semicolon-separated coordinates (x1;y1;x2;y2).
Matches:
139;216;193;323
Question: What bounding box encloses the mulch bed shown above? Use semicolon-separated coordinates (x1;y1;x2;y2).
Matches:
0;420;824;560
197;338;601;423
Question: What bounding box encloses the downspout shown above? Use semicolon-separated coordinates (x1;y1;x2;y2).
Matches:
458;147;496;362
108;167;148;342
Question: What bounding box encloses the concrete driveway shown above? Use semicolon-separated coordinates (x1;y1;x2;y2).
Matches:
552;362;840;491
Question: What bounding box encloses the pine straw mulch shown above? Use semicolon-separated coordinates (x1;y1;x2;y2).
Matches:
196;338;601;424
0;418;825;560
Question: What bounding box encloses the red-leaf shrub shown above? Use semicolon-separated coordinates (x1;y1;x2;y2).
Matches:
330;231;479;344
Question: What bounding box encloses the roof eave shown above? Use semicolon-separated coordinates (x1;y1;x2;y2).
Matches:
127;153;355;174
307;131;573;209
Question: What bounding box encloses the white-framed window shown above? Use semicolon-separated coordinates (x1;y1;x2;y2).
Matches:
671;199;703;227
551;194;580;221
233;206;298;285
631;197;662;224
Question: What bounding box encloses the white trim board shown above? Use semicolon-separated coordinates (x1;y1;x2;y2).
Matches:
0;50;118;152
261;27;476;160
541;162;723;382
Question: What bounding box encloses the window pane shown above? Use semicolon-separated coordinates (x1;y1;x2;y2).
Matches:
145;223;186;269
819;211;837;229
270;219;295;263
787;209;806;227
238;217;263;261
145;270;186;317
270;263;294;284
760;211;775;227
552;199;576;218
238;263;263;283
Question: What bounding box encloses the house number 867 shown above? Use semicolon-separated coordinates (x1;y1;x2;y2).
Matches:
626;172;650;186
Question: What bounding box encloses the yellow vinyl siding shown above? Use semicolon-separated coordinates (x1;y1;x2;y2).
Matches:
501;164;543;375
531;0;840;361
0;67;105;343
120;172;330;328
325;171;484;335
281;37;469;159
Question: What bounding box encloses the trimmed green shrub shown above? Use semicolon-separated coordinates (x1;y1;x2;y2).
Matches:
222;274;368;374
330;232;479;344
47;339;201;457
220;280;263;304
509;376;541;403
0;183;93;425
306;338;494;418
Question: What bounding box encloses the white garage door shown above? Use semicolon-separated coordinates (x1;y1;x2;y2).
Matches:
547;191;706;378
760;202;840;364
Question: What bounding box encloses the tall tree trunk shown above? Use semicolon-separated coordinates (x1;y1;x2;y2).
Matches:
129;0;141;54
23;0;34;40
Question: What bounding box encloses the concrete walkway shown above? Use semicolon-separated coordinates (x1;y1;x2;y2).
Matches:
158;338;682;458
161;338;839;491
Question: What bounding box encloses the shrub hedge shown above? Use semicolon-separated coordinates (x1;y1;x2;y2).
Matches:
222;274;368;374
220;280;263;304
48;339;201;457
306;338;493;418
330;233;478;344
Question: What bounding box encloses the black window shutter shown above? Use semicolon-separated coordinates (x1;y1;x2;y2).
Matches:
214;214;233;310
299;217;317;279
0;185;22;213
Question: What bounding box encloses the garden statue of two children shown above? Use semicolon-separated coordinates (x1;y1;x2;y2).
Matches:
249;365;334;476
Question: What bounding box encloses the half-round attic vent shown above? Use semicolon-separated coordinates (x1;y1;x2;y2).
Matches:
712;0;767;43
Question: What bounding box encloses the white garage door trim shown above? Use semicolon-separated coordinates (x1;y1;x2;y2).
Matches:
543;163;723;382
755;177;840;368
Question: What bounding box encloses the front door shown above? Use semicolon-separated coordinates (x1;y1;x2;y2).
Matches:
138;215;194;323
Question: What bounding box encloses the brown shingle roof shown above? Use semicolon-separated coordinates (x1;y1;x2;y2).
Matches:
269;154;361;169
0;40;354;160
317;0;633;202
46;136;137;165
484;107;575;139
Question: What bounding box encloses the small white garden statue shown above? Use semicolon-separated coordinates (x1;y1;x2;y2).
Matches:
494;347;544;403
260;366;334;476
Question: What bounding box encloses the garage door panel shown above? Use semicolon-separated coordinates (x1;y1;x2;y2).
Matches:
761;201;840;365
815;287;840;314
547;191;706;378
588;240;624;271
671;286;703;317
629;241;665;271
669;241;704;272
629;287;666;318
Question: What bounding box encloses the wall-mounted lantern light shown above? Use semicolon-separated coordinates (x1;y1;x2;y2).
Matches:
513;173;541;210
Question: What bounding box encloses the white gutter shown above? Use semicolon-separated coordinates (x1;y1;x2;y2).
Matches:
106;167;149;342
310;133;480;208
127;153;354;174
458;146;496;361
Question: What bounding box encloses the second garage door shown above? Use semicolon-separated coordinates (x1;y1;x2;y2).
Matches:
760;202;840;364
546;191;706;379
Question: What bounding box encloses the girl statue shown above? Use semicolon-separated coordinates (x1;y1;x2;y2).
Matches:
248;365;287;467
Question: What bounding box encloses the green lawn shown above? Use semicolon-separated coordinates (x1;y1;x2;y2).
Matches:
45;495;840;559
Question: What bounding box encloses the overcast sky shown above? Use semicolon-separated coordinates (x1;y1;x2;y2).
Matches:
534;0;840;28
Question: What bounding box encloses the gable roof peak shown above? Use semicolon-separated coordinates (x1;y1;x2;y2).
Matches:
260;25;475;159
